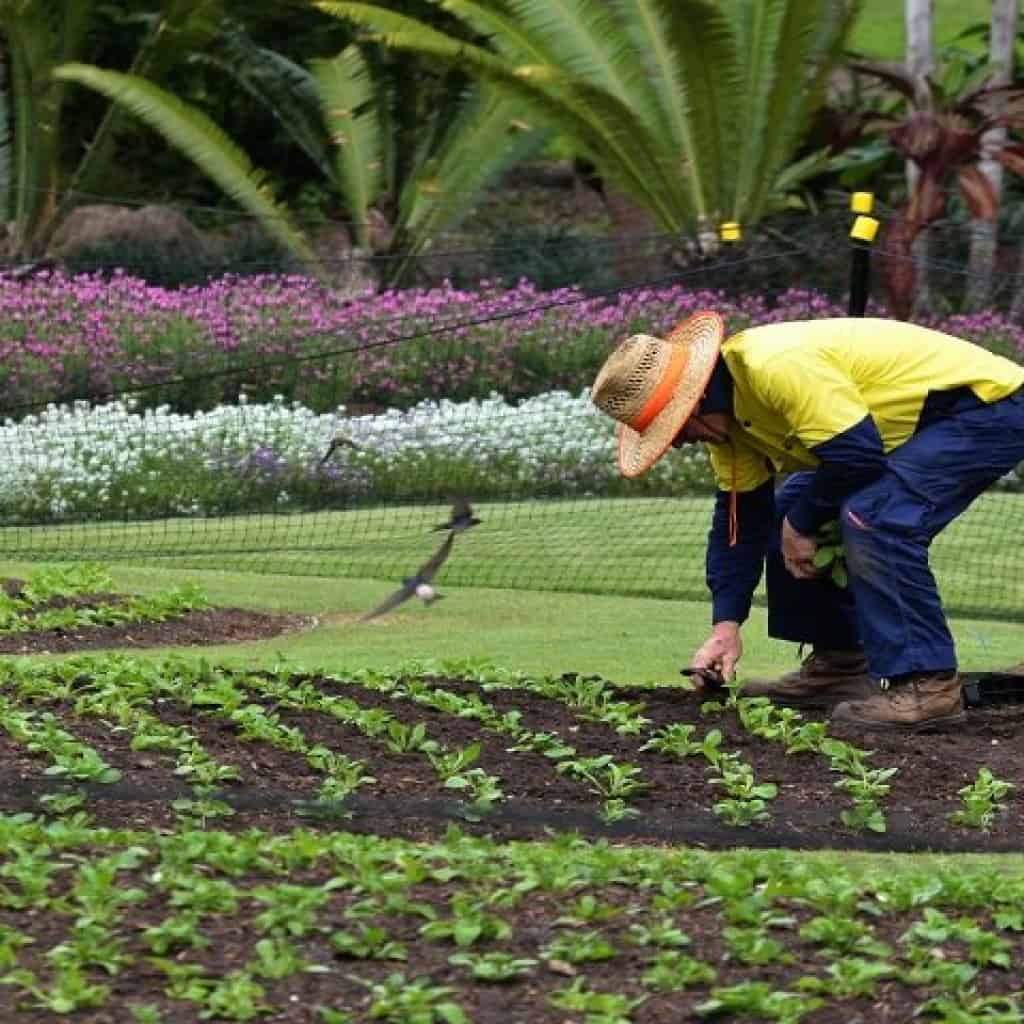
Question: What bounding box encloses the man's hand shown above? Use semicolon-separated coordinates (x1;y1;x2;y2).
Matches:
690;621;743;684
781;516;818;579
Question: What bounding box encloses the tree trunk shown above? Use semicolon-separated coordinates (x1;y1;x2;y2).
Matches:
905;0;933;318
965;0;1018;312
0;33;10;228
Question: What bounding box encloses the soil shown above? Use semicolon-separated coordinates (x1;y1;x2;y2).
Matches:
1;665;1022;853
3;668;1024;1022
3;596;1024;1022
0;577;312;654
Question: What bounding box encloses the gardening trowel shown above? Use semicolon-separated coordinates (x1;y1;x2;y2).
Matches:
681;667;726;689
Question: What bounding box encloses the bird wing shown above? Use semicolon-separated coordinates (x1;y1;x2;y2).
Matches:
418;531;455;582
361;582;415;621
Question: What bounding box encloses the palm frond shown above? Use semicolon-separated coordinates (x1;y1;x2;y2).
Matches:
311;46;383;249
744;0;847;220
393;88;547;280
198;29;330;176
319;2;686;227
615;0;686;168
728;0;789;221
432;0;557;62
639;0;741;226
70;1;228;200
52;63;314;266
501;0;645;105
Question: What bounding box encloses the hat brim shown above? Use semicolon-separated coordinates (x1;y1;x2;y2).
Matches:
616;310;724;478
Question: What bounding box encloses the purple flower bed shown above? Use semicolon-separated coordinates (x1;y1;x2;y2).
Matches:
3;271;1022;417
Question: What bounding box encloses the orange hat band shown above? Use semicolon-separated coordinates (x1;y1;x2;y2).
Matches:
627;345;689;432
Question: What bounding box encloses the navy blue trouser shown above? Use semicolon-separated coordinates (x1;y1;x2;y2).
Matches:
766;387;1024;679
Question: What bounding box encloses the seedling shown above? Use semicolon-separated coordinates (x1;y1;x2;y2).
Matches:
949;768;1015;831
541;929;618;964
330;925;406;961
814;518;848;587
448;951;537;981
548;977;645;1020
641;950;717;991
359;972;467;1024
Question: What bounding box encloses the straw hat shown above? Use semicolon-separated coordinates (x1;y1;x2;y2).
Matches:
591;311;725;478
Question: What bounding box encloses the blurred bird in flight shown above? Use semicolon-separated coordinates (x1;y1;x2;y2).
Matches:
433;493;481;533
319;434;360;465
361;532;455;621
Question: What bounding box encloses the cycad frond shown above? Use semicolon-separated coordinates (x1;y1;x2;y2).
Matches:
430;0;557;62
394;89;546;279
729;0;790;222
635;0;740;225
311;47;383;248
320;2;684;227
68;1;227;199
614;0;686;165
198;29;330;177
502;0;646;105
741;0;848;221
52;63;314;265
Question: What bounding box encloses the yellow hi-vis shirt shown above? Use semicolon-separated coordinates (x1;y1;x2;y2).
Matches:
707;318;1024;493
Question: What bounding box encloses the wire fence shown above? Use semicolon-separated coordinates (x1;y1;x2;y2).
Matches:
0;202;1021;622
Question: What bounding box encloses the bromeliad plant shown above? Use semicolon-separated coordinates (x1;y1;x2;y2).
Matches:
845;52;1024;318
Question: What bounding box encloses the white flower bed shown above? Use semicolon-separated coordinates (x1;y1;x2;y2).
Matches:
2;393;1018;523
0;392;714;521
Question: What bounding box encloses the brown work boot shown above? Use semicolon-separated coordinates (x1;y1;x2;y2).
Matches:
830;671;966;732
740;649;874;709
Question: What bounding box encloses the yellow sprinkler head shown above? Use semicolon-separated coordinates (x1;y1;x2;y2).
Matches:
719;221;741;242
850;192;875;214
849;215;880;243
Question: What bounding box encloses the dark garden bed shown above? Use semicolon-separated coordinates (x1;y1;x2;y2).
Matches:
1;663;1022;854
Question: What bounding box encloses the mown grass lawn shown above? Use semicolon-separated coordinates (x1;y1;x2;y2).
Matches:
849;0;999;59
1;489;1021;624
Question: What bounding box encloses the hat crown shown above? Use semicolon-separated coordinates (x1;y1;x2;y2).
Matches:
591;334;675;425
